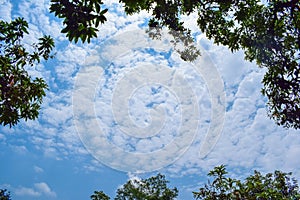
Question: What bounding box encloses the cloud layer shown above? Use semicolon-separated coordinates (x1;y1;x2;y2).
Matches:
1;0;300;199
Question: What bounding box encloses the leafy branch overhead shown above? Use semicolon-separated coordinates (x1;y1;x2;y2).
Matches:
50;0;108;43
1;1;299;129
120;0;300;129
50;0;299;129
0;17;55;127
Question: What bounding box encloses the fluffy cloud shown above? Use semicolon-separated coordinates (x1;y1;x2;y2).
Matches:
34;182;56;197
15;182;56;198
15;187;40;197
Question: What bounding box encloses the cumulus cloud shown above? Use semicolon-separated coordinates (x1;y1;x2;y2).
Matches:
15;182;56;198
34;182;57;197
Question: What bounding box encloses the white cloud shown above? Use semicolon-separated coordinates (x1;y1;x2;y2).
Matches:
82;160;104;173
0;133;6;141
34;182;56;197
0;0;12;21
10;145;28;155
15;187;41;197
123;172;143;188
161;34;300;180
1;0;299;189
34;165;44;173
15;182;56;198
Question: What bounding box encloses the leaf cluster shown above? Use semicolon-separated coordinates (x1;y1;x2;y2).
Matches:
91;191;111;200
0;18;54;127
115;173;178;200
92;174;178;200
0;189;11;200
120;0;196;32
50;0;108;43
120;0;201;62
196;0;300;129
193;165;300;200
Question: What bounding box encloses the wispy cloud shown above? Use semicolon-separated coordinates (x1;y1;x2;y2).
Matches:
0;0;12;21
34;165;44;173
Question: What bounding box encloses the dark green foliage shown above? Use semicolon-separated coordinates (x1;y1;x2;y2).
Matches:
119;0;300;129
193;165;300;200
196;0;300;129
49;0;299;129
3;1;296;129
91;191;111;200
121;0;187;32
50;0;108;43
0;189;11;200
114;173;178;200
93;174;178;200
0;17;54;127
122;0;201;61
92;168;300;200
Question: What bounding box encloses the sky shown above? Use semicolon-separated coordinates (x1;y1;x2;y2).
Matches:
0;0;300;199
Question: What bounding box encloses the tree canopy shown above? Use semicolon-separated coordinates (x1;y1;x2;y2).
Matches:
193;165;300;199
119;0;300;129
49;0;108;43
0;17;54;127
90;166;299;199
1;0;299;129
91;190;111;200
91;174;178;200
0;189;11;200
114;173;178;200
2;166;300;199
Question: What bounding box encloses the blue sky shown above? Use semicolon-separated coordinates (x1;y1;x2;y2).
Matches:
1;0;300;199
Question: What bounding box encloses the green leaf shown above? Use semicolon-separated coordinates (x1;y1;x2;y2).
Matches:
95;3;100;13
61;27;69;33
0;18;53;127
